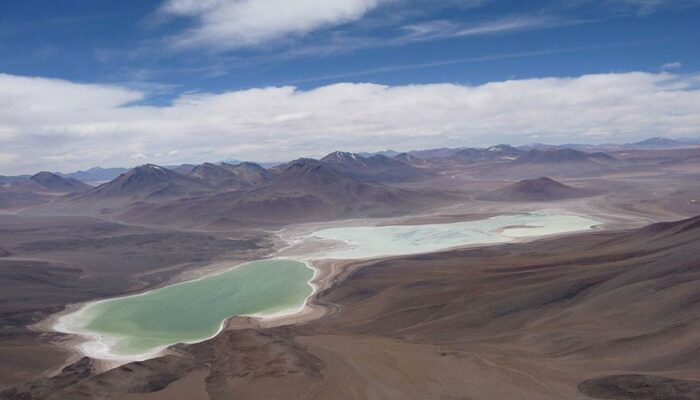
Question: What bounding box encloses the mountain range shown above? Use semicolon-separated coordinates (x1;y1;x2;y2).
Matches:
2;137;696;185
120;158;454;227
4;141;700;225
27;172;91;193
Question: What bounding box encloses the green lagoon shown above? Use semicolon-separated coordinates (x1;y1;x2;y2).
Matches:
59;259;314;360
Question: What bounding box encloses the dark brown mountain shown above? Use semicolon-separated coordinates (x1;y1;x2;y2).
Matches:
515;148;617;164
320;151;430;182
484;144;524;159
59;167;129;183
626;136;686;148
0;174;30;185
269;157;342;188
407;147;462;159
121;158;454;227
188;162;275;190
225;158;445;223
471;148;623;178
77;164;213;201
0;172;90;210
445;148;485;163
394;152;429;167
224;162;276;186
478;177;599;201
188;163;252;190
167;164;196;175
447;145;524;164
28;172;91;193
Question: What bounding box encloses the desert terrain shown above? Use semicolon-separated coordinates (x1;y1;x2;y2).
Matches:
1;143;700;399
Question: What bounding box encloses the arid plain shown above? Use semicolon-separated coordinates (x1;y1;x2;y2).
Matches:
2;142;700;399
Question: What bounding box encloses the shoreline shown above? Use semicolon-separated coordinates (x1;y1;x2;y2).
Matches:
42;209;610;368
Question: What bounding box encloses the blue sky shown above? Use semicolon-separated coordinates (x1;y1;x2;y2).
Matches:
2;0;698;94
1;0;700;173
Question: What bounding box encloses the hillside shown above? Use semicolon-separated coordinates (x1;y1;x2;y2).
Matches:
188;163;252;190
76;164;213;202
224;162;276;186
29;172;91;193
478;177;598;201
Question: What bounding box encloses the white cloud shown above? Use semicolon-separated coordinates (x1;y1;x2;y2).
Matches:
1;71;700;174
0;74;143;141
661;62;682;70
404;16;566;40
160;0;385;50
607;0;700;14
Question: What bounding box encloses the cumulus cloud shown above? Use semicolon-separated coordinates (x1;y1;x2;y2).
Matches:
129;153;148;160
1;71;700;174
160;0;385;50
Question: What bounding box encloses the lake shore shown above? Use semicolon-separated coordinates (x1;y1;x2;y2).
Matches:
43;209;609;369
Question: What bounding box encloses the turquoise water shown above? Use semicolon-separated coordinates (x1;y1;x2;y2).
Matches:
63;259;314;359
308;213;599;259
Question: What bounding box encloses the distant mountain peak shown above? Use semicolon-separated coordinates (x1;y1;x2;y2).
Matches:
322;151;363;163
139;163;167;171
58;166;130;183
357;149;400;158
31;171;59;181
188;162;253;190
479;176;598;202
395;152;419;162
233;161;265;169
515;148;617;164
29;171;91;193
276;158;351;187
487;144;519;152
630;137;683;147
286;158;335;173
78;163;212;200
319;150;428;183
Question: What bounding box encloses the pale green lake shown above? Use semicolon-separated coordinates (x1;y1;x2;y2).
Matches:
57;212;599;361
59;259;314;360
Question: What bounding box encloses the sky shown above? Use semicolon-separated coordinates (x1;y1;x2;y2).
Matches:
1;0;700;174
